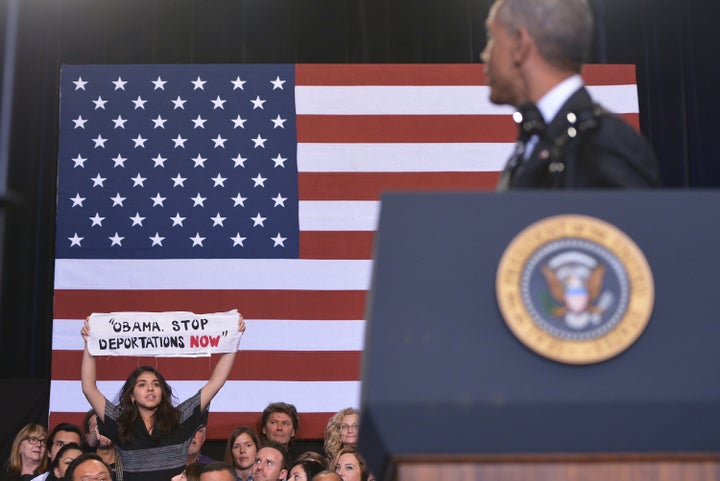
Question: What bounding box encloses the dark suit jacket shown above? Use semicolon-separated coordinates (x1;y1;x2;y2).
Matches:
506;87;660;188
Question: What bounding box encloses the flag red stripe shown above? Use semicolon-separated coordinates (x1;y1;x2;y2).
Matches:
299;172;500;200
296;64;637;87
53;290;366;320
299;231;374;259
297;115;515;143
51;350;361;381
50;411;334;441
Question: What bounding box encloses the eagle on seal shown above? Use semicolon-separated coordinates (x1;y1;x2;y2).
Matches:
541;263;607;329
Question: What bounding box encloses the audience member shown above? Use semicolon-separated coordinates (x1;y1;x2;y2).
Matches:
291;452;325;468
322;409;359;463
199;462;237;481
63;453;111;481
2;424;48;480
32;423;83;481
260;403;298;449
80;314;245;480
50;444;83;481
187;412;215;466
331;447;368;481
251;442;288;481
288;460;324;481
83;410;122;481
170;462;204;481
311;472;341;481
223;426;259;481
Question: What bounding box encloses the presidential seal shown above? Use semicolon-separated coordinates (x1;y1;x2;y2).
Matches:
496;214;654;364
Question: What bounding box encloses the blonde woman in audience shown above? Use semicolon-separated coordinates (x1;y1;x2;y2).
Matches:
322;409;359;463
3;424;49;481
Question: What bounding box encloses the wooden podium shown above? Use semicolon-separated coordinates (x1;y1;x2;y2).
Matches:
359;192;720;481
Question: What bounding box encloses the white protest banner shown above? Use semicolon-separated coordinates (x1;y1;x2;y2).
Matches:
87;309;241;357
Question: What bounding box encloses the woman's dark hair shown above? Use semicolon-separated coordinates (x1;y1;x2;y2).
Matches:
292;460;326;481
117;366;180;444
52;443;84;468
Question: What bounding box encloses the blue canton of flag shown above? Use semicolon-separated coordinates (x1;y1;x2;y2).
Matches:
56;64;299;259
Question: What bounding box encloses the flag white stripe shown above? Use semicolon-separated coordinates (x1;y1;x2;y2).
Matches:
53;319;366;351
54;258;373;290
50;380;361;413
297;142;513;173
296;85;639;115
299;200;379;232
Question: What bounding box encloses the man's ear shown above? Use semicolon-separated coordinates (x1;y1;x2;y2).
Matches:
513;27;534;65
279;469;288;481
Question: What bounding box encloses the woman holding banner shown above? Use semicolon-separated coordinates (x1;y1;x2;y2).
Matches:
80;311;245;481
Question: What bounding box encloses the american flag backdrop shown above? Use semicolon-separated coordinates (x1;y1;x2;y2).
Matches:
51;64;641;439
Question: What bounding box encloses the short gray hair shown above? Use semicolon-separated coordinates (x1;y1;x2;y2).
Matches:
494;0;593;72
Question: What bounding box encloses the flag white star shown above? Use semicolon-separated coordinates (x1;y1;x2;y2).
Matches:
270;76;286;90
73;116;87;129
191;193;207;207
110;193;127;207
152;76;167;90
68;233;84;246
272;193;287;207
232;154;247;168
211;134;227;148
112;115;127;129
92;135;107;148
151;154;167;168
191;76;207;90
231;115;247;129
89;213;105;227
231;233;246;246
91;174;107;187
92;96;107;109
192;154;207;168
172;134;188;148
112;77;127;90
231;76;246;90
231;193;248;206
172;96;187;109
171;173;187;187
152;115;167;129
149;232;165;246
211;212;227;227
130;212;146;226
151;193;167;207
250;95;266;109
251;173;267;187
112;154;127;168
190;233;206;247
271;115;286;129
73;77;88;90
108;232;124;246
271;232;287;247
132;96;147;109
170;213;187;226
251;213;267;227
211;173;227;187
211;96;226;109
131;173;147;187
251;134;267;148
271;154;287;168
72;154;87;168
70;194;86;207
192;115;207;129
132;134;147;148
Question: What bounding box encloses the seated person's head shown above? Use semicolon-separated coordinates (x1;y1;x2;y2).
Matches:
64;453;111;481
252;441;289;481
199;461;237;481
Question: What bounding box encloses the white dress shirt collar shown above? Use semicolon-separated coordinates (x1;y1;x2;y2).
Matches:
536;74;584;124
